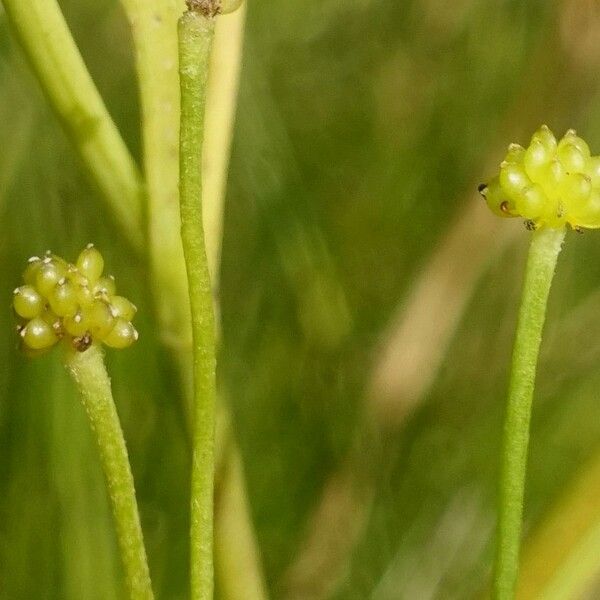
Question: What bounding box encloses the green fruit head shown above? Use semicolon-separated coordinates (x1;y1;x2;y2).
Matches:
479;126;600;230
14;245;138;354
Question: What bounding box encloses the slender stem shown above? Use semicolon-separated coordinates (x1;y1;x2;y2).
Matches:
206;7;269;599
178;9;218;600
493;227;566;599
118;0;192;353
122;1;266;596
203;3;247;289
64;344;154;600
1;0;144;249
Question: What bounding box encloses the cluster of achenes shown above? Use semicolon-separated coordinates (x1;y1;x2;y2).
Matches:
13;245;138;353
479;126;600;230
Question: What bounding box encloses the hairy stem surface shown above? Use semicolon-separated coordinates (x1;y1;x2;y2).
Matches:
1;0;144;248
493;227;566;599
178;9;217;599
64;345;153;600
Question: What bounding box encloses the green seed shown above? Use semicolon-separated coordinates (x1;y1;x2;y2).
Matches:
557;143;586;173
13;285;44;319
75;284;94;307
481;176;512;217
524;140;552;183
93;275;116;297
515;184;546;221
23;257;43;285
559;130;590;160
586;156;600;187
89;300;115;339
109;296;137;321
505;143;526;164
22;317;58;350
36;261;67;296
539;159;566;200
530;124;557;153
500;163;530;201
573;189;600;229
48;280;78;317
104;318;138;349
63;309;90;337
76;244;104;283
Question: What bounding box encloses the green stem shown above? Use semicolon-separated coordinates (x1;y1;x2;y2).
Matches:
203;2;247;289
178;8;218;600
64;345;154;600
1;0;144;249
493;227;566;600
118;0;191;353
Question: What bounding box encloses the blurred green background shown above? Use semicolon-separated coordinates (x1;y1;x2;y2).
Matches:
3;0;600;598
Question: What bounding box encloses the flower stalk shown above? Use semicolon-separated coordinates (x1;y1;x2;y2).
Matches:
493;226;565;599
178;6;218;599
64;344;153;600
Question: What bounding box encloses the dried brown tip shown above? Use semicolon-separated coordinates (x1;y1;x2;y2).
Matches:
186;0;221;16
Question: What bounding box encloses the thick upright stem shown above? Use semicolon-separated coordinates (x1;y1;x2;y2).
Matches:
493;227;566;599
64;345;153;600
178;9;217;600
1;0;144;249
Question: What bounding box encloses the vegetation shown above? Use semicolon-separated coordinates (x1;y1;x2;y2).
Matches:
2;1;600;599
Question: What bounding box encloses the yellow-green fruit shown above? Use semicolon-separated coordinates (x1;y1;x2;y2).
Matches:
531;125;557;153
93;276;116;297
89;300;115;339
500;163;530;201
109;296;137;321
104;318;138;349
76;244;104;283
562;173;592;209
22;317;58;350
515;184;546;220
505;143;525;164
75;284;93;306
480;177;511;217
48;280;78;317
64;310;91;337
482;126;600;229
16;245;138;353
572;189;600;229
539;159;566;200
559;130;590;160
586;156;600;187
524;140;553;183
41;308;61;327
23;258;43;285
13;285;43;319
36;261;67;296
557;143;586;173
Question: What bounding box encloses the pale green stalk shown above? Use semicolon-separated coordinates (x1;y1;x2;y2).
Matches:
178;8;217;599
493;227;566;600
64;344;153;600
206;7;268;599
1;0;144;249
203;3;247;287
121;0;266;596
118;0;191;353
